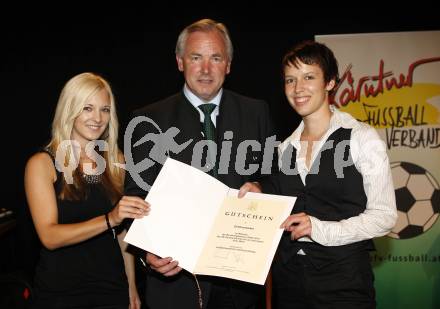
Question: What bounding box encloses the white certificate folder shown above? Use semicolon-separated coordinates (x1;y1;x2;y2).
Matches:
125;158;295;285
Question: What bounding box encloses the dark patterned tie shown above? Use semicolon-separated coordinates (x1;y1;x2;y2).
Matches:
199;103;217;177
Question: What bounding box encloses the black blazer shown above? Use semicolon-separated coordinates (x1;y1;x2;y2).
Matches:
124;90;276;309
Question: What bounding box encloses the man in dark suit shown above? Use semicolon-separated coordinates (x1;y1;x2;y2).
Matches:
124;18;276;309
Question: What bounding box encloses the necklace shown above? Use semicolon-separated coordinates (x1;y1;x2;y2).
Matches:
81;172;102;184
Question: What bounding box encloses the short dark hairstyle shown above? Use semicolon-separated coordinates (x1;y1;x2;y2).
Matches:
282;40;339;85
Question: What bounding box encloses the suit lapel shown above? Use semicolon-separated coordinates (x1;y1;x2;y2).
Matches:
170;93;204;163
216;91;242;182
217;90;240;142
175;94;203;139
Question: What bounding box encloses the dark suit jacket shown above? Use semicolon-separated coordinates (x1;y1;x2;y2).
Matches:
124;90;276;309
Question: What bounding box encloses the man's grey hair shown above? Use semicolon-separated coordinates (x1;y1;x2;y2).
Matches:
175;18;233;61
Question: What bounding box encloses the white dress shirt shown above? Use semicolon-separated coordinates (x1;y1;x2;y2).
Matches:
278;106;397;247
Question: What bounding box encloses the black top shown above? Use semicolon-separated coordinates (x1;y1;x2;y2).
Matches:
31;151;128;308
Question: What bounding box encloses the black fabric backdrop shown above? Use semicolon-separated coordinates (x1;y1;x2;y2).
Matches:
2;7;439;291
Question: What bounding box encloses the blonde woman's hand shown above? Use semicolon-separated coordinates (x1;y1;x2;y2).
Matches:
108;196;150;226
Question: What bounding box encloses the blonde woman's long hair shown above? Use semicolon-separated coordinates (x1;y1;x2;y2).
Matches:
47;72;123;202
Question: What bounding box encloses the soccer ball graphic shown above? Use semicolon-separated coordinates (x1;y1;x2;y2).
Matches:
388;162;440;239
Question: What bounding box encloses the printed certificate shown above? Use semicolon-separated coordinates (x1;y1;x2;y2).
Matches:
125;158;295;285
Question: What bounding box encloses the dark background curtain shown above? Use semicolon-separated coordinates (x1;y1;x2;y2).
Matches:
1;7;439;295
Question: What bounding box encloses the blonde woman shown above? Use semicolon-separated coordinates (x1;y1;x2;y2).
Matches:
25;72;149;309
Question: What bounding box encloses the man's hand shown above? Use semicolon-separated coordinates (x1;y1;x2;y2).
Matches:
238;182;262;198
146;252;182;276
280;212;312;240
